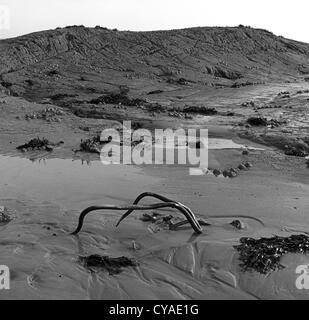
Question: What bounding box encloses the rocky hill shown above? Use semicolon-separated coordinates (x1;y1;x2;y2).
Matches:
1;25;309;102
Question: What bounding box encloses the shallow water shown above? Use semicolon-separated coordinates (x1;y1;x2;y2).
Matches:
0;153;309;300
207;138;263;150
0;155;159;211
103;137;263;166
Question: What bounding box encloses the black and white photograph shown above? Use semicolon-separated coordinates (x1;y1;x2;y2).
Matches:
0;0;309;303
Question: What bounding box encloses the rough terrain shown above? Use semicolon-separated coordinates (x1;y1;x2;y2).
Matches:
0;26;309;300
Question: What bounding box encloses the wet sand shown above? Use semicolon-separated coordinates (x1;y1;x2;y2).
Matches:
0;142;309;300
1;83;309;300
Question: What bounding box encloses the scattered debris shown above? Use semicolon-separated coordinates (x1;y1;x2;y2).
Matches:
75;130;145;154
166;77;192;85
267;119;287;128
182;106;218;115
77;138;101;154
247;117;268;126
71;192;204;235
234;234;309;274
244;162;253;168
71;192;265;237
242;101;256;108
284;145;308;157
46;69;60;76
25;107;65;123
169;217;211;231
168;110;183;118
140;212;162;223
255;104;282;110
147;90;164;95
131;240;140;251
90;91;146;107
74;134;113;154
232;81;262;88
278;91;290;98
79;254;139;275
212;162;253;178
16;137;62;152
238;164;247;170
223;169;237;178
246;117;286;127
140;211;210;233
296;90;309;94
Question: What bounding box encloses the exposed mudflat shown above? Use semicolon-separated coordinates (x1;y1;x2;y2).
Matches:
0;79;309;299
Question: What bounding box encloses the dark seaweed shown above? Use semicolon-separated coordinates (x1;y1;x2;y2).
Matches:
77;137;101;154
16;137;53;151
0;207;12;224
79;254;139;275
247;117;268;126
285;146;308;157
234;234;309;274
182;106;218;115
247;117;286;127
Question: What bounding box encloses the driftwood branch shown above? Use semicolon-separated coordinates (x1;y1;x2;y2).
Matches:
71;193;203;235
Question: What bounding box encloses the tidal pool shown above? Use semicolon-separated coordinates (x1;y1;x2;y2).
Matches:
0;155;159;212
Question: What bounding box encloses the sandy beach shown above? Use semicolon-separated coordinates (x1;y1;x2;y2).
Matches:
1;79;309;299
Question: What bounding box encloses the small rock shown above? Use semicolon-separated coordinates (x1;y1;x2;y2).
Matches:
131;240;140;251
222;170;230;178
230;220;245;230
238;164;247;170
244;162;253;168
223;169;238;178
0;206;12;224
229;171;238;178
212;169;222;177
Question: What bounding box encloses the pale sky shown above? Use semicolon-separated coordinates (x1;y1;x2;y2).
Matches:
0;0;309;43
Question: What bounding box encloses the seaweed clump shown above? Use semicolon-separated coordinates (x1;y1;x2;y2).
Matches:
234;234;309;274
246;117;286;127
74;133;114;154
247;117;268;126
17;137;54;152
77;137;101;154
79;254;139;275
284;146;308;158
182;106;218;115
0;207;12;224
